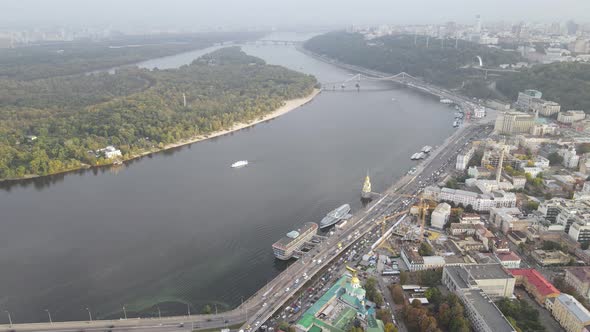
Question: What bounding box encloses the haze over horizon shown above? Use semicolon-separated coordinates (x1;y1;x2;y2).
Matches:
4;0;590;31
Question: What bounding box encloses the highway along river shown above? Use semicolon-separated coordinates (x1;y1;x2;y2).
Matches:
0;33;456;323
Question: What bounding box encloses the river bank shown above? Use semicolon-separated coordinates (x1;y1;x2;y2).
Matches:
134;88;321;159
0;88;321;183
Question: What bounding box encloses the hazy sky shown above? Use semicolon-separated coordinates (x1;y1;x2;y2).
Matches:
4;0;590;30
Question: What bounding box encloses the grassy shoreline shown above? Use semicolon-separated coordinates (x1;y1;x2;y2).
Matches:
0;88;321;183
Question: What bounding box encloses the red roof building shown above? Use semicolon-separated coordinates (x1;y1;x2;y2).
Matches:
510;268;560;305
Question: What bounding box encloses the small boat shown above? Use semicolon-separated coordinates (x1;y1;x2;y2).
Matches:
231;160;249;168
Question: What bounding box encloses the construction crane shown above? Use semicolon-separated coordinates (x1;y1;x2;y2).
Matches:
378;191;457;242
373;210;409;255
374;210;409;234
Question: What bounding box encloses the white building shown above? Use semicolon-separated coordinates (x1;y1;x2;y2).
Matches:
495;252;522;269
522;166;543;178
431;203;451;229
530;123;558;136
534;156;550;169
531;99;561;117
97;146;122;159
494;111;536;135
457;147;476;171
558;110;586;124
568;215;590;244
473;107;486;118
558;147;580;169
549;293;590;332
424;186;517;212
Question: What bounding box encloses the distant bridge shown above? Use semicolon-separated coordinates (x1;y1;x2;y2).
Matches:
322;72;419;91
244;40;302;46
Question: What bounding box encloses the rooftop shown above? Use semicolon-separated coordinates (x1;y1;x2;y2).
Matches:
273;222;317;248
464;263;514;280
557;293;590;322
445;265;470;289
509;269;560;297
463;290;517;332
566;267;590;283
496;252;521;262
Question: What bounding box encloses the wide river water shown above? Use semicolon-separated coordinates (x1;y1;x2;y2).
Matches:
0;33;456;323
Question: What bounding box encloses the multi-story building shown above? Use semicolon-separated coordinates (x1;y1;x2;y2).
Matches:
522;166;543;178
456;147;475;171
481;149;520;169
531;99;561;117
400;247;445;272
516;89;543;111
450;223;477;236
489;207;535;234
530;123;559;136
559;147;580;169
431;203;451;229
579;155;590;175
461;213;483;224
569;38;590;54
424;187;517;212
495;252;521;269
494;111;536;135
272;222;318;260
568;215;590;244
558;110;587;124
461;290;517;332
565;267;590;299
550;293;590;332
509;269;560;305
490;207;522;229
531;249;570;266
531;98;561;116
534;156;551;169
443;264;515;298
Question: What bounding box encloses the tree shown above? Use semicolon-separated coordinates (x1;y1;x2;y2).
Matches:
202;304;212;314
449;317;469;332
418;242;435;256
278;322;290;331
446;179;459;189
399;271;408;285
525;201;540;211
496;298;545;332
373;292;384;306
390;285;405;304
384;322;398;332
376;309;393;324
547;152;564;166
425;287;443;307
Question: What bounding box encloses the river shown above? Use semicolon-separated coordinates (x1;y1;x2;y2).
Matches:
0;32;456;323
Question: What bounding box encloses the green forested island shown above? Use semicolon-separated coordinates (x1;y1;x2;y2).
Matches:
0;32;261;80
0;47;317;180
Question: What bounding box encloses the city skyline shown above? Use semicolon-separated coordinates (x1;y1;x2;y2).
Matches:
3;0;590;31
